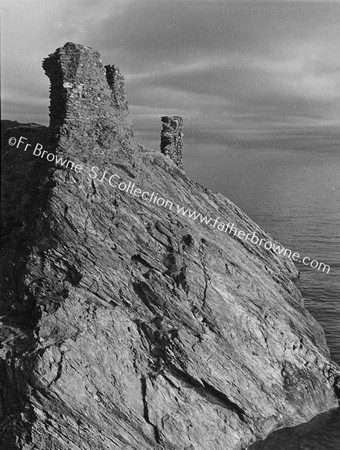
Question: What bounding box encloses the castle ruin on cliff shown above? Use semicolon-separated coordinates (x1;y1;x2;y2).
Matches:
42;42;184;169
1;42;338;450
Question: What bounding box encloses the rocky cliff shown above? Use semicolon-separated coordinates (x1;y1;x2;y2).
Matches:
0;43;339;450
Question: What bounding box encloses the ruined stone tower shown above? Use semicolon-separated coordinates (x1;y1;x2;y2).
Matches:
42;42;134;162
160;116;184;169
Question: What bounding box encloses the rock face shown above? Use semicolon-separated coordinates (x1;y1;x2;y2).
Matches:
0;43;339;450
160;116;184;169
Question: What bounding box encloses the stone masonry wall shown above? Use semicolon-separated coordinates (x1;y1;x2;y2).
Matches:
105;64;134;151
42;42;134;164
160;116;184;169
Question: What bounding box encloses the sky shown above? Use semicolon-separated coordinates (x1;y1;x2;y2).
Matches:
1;0;340;155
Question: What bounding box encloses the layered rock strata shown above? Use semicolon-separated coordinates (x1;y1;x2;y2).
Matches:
0;43;339;450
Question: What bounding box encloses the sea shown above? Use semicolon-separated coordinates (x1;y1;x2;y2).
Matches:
185;146;340;450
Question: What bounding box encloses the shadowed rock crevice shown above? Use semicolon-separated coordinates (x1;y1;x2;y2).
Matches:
141;377;162;444
166;366;248;423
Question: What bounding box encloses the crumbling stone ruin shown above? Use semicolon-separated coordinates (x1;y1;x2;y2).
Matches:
42;42;134;163
105;64;134;144
42;42;184;170
105;65;129;111
160;115;184;169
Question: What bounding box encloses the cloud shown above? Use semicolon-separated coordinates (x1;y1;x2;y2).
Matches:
1;0;340;153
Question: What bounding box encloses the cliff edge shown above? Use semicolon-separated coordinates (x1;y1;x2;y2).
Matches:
0;43;339;450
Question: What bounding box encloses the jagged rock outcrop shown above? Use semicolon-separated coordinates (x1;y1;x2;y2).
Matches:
0;43;339;450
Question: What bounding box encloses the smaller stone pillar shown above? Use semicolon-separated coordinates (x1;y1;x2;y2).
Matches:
160;116;183;169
